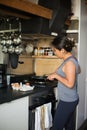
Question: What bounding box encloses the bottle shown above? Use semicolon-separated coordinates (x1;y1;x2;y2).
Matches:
37;47;40;56
34;47;38;56
40;47;44;56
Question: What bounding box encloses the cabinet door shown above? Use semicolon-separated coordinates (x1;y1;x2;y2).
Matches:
0;97;28;130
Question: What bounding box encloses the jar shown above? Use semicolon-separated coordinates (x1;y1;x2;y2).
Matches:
48;48;53;56
44;47;48;55
39;47;44;56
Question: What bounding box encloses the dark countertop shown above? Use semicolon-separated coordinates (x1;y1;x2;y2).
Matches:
0;81;57;104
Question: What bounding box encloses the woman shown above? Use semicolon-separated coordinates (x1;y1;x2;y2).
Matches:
47;36;80;130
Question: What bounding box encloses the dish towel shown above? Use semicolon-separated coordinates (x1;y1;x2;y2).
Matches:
35;103;52;130
41;105;45;130
44;102;53;130
35;106;42;130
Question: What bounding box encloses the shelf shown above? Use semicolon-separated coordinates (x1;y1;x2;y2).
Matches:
32;55;57;59
20;54;58;59
66;30;79;33
0;29;19;33
71;16;79;20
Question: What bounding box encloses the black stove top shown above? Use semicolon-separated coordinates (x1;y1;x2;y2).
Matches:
10;74;57;87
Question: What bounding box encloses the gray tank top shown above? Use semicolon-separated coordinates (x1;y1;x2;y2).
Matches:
56;56;79;102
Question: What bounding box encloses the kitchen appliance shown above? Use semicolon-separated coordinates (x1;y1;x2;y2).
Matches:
0;64;7;87
21;16;50;35
28;75;57;130
10;75;55;87
29;88;56;130
30;75;57;88
39;0;72;34
21;0;72;36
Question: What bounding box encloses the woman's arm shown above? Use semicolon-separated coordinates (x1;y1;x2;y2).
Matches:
47;61;76;89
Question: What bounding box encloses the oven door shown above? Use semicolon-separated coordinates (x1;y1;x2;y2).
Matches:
29;91;56;130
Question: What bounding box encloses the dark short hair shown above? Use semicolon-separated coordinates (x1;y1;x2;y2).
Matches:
51;36;75;52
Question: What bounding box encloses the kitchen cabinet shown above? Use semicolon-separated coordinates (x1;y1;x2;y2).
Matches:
0;97;29;130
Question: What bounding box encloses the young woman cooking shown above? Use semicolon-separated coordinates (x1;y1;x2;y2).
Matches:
47;36;81;130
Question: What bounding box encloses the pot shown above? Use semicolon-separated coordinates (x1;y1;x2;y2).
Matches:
8;45;15;53
13;34;21;45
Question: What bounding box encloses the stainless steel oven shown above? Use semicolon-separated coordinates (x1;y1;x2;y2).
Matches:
29;89;56;130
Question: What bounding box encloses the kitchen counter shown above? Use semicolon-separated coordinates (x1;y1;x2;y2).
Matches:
0;76;57;130
0;81;57;104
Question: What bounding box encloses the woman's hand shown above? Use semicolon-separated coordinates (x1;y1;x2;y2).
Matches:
47;73;57;80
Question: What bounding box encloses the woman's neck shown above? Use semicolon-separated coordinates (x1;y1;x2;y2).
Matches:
63;53;72;60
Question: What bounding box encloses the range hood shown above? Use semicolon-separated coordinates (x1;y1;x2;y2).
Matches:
21;0;72;36
38;0;72;35
21;16;51;36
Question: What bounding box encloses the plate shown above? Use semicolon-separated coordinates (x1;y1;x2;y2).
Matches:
19;85;34;91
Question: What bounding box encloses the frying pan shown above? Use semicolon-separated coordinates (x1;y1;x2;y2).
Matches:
31;75;47;80
31;75;48;85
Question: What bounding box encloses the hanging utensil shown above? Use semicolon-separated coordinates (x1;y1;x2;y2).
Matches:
8;45;15;53
9;53;19;69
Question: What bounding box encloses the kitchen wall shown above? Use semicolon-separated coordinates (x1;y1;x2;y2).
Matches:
34;58;63;76
7;55;34;75
7;39;63;75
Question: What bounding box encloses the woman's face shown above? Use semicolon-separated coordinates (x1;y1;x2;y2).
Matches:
52;47;63;59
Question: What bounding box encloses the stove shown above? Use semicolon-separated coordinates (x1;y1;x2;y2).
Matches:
10;74;55;87
29;86;56;130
